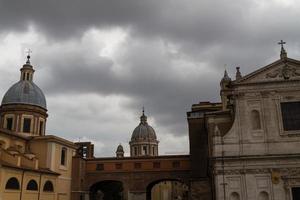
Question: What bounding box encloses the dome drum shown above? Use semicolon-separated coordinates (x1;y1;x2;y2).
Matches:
0;104;48;116
0;106;47;136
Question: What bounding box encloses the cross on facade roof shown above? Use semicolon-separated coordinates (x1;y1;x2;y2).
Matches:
278;40;286;48
278;40;287;59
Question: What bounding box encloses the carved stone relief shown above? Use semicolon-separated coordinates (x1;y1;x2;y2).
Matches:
266;64;300;80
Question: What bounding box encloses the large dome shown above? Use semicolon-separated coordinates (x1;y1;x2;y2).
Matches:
2;80;47;110
131;113;157;141
2;58;47;110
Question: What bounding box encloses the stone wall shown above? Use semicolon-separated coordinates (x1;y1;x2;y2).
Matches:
190;179;212;200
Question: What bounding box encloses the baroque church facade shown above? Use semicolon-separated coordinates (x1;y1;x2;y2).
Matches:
211;44;300;200
0;43;299;200
187;43;300;200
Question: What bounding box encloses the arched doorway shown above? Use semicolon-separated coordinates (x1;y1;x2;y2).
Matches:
90;180;123;200
146;179;189;200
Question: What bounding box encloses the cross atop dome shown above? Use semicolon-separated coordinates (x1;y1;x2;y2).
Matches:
25;49;32;64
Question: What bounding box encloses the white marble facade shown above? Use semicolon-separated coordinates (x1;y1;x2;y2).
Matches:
210;49;300;200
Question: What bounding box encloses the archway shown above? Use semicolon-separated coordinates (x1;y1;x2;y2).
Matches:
90;180;123;200
146;179;189;200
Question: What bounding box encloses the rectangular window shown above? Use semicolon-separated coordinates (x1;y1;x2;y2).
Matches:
153;162;160;169
39;121;44;135
23;118;31;133
96;164;104;171
82;146;88;158
134;147;138;156
292;187;300;200
134;162;141;169
172;161;180;168
115;163;122;169
281;102;300;131
80;194;84;200
61;147;67;166
142;146;147;155
6;117;13;130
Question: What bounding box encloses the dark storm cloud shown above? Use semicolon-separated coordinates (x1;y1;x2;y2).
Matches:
33;37;219;136
0;0;257;59
1;0;299;64
0;0;161;38
1;0;300;155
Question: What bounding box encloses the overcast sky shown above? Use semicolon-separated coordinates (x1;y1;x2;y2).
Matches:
0;0;300;156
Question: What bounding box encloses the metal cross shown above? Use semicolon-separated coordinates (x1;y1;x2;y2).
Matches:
278;40;286;48
25;49;33;64
26;49;32;56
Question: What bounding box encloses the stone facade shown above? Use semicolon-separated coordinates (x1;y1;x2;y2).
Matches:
204;47;300;200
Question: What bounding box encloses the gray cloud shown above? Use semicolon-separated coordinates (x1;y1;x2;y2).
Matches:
2;1;300;72
1;0;300;156
33;36;219;137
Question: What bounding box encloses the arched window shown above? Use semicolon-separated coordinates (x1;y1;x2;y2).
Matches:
251;110;261;130
5;177;20;190
230;192;240;200
26;179;38;191
258;191;269;200
43;180;54;192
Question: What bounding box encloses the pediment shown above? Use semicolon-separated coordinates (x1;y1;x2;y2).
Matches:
235;58;300;84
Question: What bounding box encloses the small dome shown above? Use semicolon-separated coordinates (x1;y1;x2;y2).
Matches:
2;80;47;109
116;144;124;152
131;113;157;141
